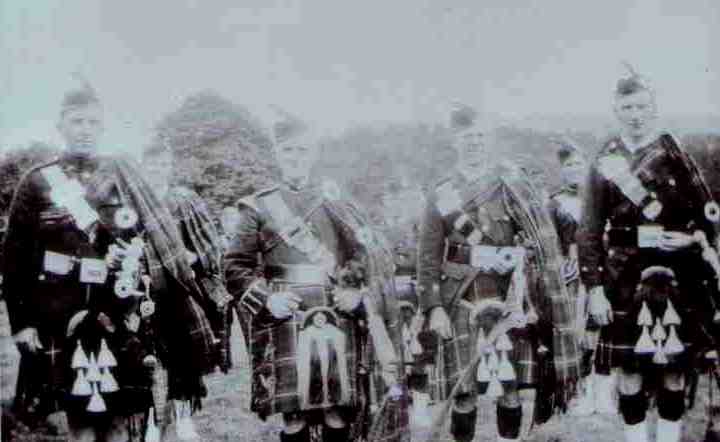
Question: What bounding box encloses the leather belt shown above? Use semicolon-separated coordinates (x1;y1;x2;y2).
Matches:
445;243;521;267
265;264;330;285
606;225;688;248
394;275;414;285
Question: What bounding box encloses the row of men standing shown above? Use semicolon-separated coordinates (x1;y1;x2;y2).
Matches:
2;81;406;442
4;65;720;442
389;69;720;442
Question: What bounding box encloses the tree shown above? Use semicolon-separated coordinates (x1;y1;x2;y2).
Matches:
148;90;276;216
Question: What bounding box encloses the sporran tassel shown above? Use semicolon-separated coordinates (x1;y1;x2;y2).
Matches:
487;375;504;398
71;341;90;369
87;383;107;413
634;326;656;354
72;369;92;396
652;319;667;341
86;354;102;382
497;351;517;381
662;300;681;326
100;367;119;393
637;301;653;326
477;356;491;382
653;343;668;365
487;350;499;370
98;339;118;367
663;325;684;355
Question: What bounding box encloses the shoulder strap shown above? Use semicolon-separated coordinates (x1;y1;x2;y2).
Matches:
435;179;486;245
596;151;662;221
39;165;99;230
258;190;336;269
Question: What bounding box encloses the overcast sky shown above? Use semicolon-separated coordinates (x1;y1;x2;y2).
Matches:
1;0;718;153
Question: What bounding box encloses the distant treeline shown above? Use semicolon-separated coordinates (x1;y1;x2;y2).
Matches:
2;90;719;226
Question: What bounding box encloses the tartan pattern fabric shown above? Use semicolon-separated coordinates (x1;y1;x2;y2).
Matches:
165;187;224;276
248;285;361;418
499;164;581;402
109;157;217;376
427;290;538;401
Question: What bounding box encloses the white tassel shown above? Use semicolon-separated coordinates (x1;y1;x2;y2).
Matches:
634;326;656;354
653;343;668;365
651;319;667;342
100;368;119;393
662;300;681;326
87;384;107;413
71;341;90;369
663;325;684;355
86;354;102;382
497;351;517;381
486;375;504;398
72;369;92;396
637;301;653;326
97;339;118;368
476;356;491;382
487;350;499;370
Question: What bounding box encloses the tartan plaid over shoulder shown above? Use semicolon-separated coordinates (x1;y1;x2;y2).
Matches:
105;157;217;378
498;162;581;406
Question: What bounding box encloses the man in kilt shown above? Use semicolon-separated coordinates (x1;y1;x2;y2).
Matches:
578;66;720;442
546;140;616;416
224;111;403;442
417;103;581;442
142;143;233;437
2;79;217;441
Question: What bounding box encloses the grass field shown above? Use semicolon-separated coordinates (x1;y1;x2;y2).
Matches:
1;301;715;441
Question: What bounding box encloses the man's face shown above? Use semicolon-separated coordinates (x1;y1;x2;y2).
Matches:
57;104;104;153
143;151;174;189
275;142;318;182
614;90;657;139
560;153;587;186
455;129;489;172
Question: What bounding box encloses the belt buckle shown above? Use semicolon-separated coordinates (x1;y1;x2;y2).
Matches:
470;245;497;268
43;251;74;275
638;225;663;248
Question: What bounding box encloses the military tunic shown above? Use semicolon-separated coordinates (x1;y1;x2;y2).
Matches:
224;182;377;420
578;133;719;374
417;171;544;400
2;152;155;420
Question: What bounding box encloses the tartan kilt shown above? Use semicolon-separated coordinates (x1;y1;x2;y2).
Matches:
248;284;363;419
45;314;155;419
427;300;539;401
594;251;715;377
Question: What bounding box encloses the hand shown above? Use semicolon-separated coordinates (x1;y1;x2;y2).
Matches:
588;286;613;327
333;288;364;314
266;291;302;319
659;231;695;252
427;307;453;340
14;327;43;353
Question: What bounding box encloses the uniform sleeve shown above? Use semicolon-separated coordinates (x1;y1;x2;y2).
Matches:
223;203;267;316
417;194;446;313
578;164;608;289
2;173;41;334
